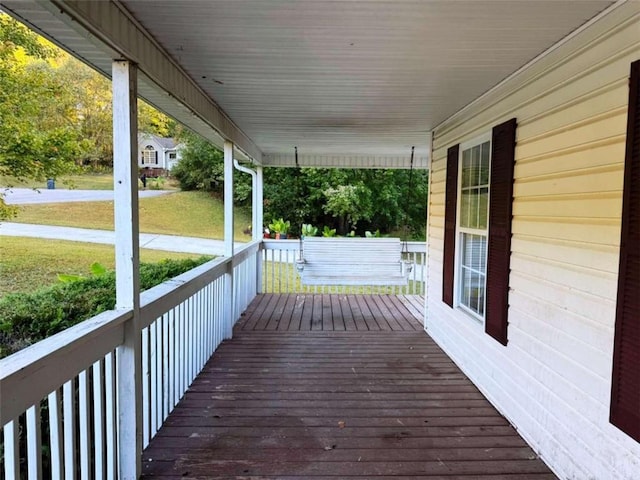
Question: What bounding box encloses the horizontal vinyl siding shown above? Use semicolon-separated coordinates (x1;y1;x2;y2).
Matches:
426;4;640;480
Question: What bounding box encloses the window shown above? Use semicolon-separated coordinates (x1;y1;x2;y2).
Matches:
457;138;491;319
142;145;156;164
169;152;177;159
443;118;516;345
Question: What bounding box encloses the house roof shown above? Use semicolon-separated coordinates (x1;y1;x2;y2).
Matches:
139;133;178;150
0;0;620;168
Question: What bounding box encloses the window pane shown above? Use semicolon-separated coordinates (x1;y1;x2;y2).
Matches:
478;235;487;272
461;149;471;187
470;271;479;312
460;233;487;316
471;145;479;187
478;187;489;229
472;188;481;229
480;141;490;185
460;190;470;228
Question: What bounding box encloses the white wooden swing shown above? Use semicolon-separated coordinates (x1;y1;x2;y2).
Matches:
295;237;413;286
294;147;415;286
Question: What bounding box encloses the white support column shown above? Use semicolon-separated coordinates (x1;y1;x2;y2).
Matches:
112;60;142;480
256;165;264;293
224;141;234;338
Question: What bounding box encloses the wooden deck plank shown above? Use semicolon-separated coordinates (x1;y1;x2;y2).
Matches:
338;295;357;331
265;293;289;330
287;294;305;331
362;295;392;330
372;294;404;330
321;294;334;330
144;445;539;461
382;294;421;330
142;474;556;480
251;294;280;330
311;294;323;330
299;294;314;330
276;293;295;330
397;294;425;322
330;294;346;330
237;293;271;330
346;294;368;330
144;459;552;477
355;294;379;330
142;326;556;479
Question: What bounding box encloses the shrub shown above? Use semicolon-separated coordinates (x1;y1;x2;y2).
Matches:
0;256;212;358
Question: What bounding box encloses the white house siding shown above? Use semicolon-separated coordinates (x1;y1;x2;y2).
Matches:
426;3;640;480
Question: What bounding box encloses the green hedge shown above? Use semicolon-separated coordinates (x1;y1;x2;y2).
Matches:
0;256;212;359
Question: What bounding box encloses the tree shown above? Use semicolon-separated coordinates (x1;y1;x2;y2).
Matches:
263;167;428;239
0;13;178;219
172;130;251;205
323;183;372;233
0;14;84;218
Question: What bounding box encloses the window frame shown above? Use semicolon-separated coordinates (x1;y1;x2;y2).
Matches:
142;145;156;165
454;132;492;322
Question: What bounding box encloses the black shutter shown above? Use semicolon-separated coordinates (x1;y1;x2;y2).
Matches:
610;59;640;442
155;151;158;165
443;144;459;307
485;118;517;345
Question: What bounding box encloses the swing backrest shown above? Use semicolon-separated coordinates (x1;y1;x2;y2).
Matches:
298;237;407;286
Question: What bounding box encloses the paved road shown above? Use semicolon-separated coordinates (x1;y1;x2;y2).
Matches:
0;222;245;255
2;188;172;204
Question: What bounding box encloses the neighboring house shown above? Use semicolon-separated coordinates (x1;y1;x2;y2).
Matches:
426;5;640;480
138;133;182;176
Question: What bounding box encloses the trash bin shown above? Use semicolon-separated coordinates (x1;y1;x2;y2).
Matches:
47;178;55;189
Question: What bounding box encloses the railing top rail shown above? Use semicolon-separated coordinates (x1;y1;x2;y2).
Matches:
0;308;132;426
231;240;261;266
262;239;300;251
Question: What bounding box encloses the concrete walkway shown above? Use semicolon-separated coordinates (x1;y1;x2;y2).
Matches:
2;188;172;205
0;222;245;256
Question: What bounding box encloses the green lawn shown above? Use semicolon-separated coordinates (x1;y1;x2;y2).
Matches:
0;236;204;296
12;191;252;240
0;173;179;190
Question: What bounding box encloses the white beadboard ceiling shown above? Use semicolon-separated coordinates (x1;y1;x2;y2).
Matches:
1;0;616;167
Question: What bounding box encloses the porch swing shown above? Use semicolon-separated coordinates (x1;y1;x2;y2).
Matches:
295;147;416;286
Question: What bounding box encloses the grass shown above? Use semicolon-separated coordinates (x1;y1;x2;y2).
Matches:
12;191;252;240
1;173;180;191
0;236;205;296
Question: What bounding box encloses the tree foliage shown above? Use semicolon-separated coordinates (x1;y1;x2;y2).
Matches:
173;143;428;239
0;13;176;218
0;15;83;217
263;167;428;239
172;130;252;205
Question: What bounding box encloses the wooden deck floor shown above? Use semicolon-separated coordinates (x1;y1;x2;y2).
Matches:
142;295;556;479
238;294;425;331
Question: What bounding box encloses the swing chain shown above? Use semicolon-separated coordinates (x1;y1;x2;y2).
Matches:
402;146;415;255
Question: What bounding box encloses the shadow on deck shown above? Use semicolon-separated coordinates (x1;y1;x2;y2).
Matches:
142;294;556;479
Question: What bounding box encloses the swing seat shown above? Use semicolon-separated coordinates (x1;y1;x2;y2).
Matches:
296;237;410;286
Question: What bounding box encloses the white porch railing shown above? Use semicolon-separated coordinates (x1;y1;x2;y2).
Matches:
262;239;426;295
0;241;260;479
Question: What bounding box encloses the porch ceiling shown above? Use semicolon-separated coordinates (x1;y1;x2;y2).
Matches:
0;0;616;168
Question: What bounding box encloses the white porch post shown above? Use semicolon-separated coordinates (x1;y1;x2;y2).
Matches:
112;60;142;479
256;165;264;293
224;140;234;338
